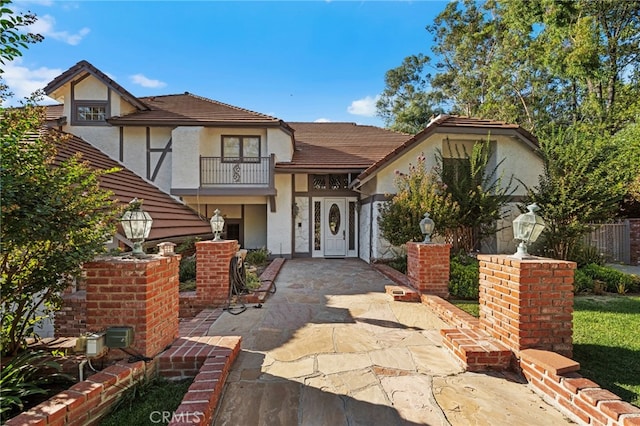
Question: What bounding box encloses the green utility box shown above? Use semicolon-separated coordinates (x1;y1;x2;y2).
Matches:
105;326;134;348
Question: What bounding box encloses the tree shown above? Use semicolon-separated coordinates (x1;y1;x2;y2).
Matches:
0;0;43;72
526;128;636;260
1;103;121;355
379;140;516;253
435;139;516;252
377;0;640;136
378;154;459;246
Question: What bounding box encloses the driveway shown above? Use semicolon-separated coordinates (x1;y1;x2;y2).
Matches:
208;258;573;425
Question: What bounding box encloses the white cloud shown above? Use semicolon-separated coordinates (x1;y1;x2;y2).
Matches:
314;118;332;123
1;59;61;106
130;74;167;89
347;95;379;117
28;14;90;45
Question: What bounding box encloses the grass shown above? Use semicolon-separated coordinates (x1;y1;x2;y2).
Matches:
450;295;640;407
573;295;640;407
100;377;192;426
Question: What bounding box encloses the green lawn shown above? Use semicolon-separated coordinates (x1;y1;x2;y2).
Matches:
451;295;640;407
573;295;639;407
100;377;192;425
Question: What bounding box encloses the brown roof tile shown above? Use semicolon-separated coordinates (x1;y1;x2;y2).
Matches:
355;114;540;184
109;93;292;130
52;129;212;242
279;122;410;171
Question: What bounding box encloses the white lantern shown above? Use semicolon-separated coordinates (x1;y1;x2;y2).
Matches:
210;209;225;241
512;203;545;258
419;212;435;244
120;198;153;257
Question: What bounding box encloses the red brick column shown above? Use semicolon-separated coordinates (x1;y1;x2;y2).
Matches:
406;242;451;298
478;255;576;358
629;219;640;266
196;240;239;306
84;255;180;358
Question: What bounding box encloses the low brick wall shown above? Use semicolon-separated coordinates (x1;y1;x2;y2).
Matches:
6;361;147;426
519;349;640;425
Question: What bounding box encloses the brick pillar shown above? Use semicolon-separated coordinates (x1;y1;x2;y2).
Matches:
196;240;239;306
84;255;180;358
478;255;576;358
406;242;451;298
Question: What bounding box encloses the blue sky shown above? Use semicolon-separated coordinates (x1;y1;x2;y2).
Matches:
5;1;447;126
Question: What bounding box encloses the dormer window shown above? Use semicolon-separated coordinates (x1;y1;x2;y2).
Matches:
72;101;109;125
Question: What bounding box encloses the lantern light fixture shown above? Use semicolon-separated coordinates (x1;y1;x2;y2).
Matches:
120;198;153;257
512;203;545;258
419;212;435;244
210;209;225;241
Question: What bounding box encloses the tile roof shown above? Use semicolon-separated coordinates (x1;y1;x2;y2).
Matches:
43;60;148;111
279;122;410;171
354;114;540;184
51;129;212;243
108;93;292;130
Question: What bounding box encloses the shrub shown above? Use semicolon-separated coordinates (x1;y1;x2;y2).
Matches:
580;263;639;293
569;241;606;267
179;255;196;283
449;254;479;299
573;269;594;294
387;253;408;274
0;350;72;421
245;247;270;267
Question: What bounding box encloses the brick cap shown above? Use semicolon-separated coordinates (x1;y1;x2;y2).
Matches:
477;254;577;268
520;349;580;375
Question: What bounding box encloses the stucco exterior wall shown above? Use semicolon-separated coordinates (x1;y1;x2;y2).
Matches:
244;204;267;249
267;174;292;257
74;76;107;100
267;128;293;162
172;127;204;189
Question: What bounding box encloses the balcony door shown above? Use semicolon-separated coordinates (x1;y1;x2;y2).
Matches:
324;198;346;257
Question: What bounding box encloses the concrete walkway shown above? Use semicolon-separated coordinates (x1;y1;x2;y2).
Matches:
208;259;574;426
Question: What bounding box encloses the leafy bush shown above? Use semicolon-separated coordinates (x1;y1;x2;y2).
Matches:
569;241;606;267
0;350;72;421
387;253;408;274
245;270;261;291
245;247;270;267
573;269;594;294
580;264;639;293
448;254;479;299
175;237;200;257
179;255;196;283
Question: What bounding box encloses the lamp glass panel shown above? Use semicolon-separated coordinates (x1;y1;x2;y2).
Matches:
121;210;152;240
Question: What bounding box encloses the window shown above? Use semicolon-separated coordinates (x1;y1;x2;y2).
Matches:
222;136;260;162
73;101;108;125
311;174;351;191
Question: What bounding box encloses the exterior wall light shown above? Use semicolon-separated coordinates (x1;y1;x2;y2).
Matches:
419;212;435;243
210;209;225;241
120;198;153;257
512;203;545;258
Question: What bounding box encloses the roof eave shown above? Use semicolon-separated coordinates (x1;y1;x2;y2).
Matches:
44;60;149;111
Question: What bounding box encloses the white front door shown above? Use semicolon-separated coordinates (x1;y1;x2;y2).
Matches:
324;198;347;257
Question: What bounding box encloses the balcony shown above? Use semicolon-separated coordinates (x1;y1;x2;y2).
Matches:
192;155;275;197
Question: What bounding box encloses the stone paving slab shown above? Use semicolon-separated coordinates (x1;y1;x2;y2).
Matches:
209;258;575;426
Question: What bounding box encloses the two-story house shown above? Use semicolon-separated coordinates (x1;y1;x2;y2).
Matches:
44;60;543;261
